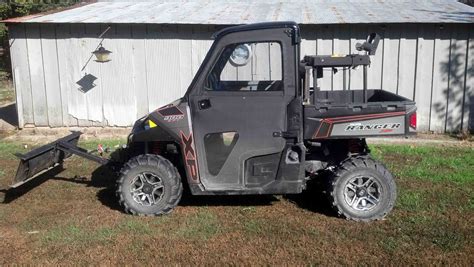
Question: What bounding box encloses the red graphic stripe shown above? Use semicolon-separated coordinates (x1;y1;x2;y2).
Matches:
312;111;406;139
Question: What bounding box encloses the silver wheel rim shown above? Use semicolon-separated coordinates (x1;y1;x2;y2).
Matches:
343;175;382;211
130;172;164;206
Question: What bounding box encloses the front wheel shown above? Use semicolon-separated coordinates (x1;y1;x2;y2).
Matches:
328;156;397;222
116;154;183;216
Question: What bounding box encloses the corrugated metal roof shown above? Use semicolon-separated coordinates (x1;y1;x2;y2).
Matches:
3;0;474;24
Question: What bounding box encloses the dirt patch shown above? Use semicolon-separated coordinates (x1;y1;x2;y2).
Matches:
3;127;131;144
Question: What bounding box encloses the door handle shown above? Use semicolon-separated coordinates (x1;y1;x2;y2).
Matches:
198;99;211;110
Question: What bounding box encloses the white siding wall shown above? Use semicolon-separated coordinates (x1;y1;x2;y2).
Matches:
9;23;474;132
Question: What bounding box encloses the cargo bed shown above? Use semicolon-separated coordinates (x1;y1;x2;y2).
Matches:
303;89;416;139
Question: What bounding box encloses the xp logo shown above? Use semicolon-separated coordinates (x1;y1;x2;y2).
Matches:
345;123;401;132
180;131;199;182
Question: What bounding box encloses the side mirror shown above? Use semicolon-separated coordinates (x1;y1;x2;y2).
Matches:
229;44;252;66
356;33;380;55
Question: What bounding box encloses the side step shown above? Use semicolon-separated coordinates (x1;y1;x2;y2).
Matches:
11;131;109;188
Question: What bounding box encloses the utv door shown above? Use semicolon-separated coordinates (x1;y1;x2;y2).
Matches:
188;27;298;191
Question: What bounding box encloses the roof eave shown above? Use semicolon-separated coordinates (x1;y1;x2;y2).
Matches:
1;1;95;24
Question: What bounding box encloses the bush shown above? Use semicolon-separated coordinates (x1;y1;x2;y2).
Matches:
0;0;79;77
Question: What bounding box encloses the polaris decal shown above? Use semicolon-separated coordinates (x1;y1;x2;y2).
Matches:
158;106;184;122
345;123;401;131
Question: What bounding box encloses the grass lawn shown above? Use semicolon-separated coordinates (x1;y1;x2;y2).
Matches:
0;139;472;265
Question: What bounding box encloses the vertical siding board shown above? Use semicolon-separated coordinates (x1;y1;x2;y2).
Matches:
161;24;182;104
445;25;469;132
269;41;282;80
367;25;384;90
398;25;418;99
131;24;149;116
145;24;160;111
146;24;182;111
55;24;78;126
429;25;452;133
40;24;63;127
463;27;473;132
237;50;252;80
300;25;317;87
221;61;237;81
25;24;48;126
178;25;194;95
252;43;271;80
300;26;317;58
414;25;435;132
349;25;369;90
317;25;333;90
12;68;24;127
381;24;401;94
71;23;91;127
101;24;137;126
66;24;90;126
191;25;212;77
332;25;351;91
9;24;33;126
83;24;104;125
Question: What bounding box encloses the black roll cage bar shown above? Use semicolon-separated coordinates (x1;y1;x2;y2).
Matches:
301;32;380;104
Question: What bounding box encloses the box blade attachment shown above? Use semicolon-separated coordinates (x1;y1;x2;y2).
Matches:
11;131;108;189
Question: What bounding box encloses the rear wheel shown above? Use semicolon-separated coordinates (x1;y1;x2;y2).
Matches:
328;156;396;221
117;154;183;216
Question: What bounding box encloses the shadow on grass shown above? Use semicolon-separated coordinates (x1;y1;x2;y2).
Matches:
284;177;337;218
0;164;121;212
1;163;337;218
0;165;64;203
0;103;18;127
180;194;279;207
52;164;123;212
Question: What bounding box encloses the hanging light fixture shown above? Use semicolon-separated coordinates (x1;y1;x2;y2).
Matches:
92;44;112;63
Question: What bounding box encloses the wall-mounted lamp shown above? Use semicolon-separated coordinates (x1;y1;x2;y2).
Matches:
81;26;112;71
92;44;112;63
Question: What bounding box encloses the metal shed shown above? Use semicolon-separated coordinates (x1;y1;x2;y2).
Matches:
4;0;474;132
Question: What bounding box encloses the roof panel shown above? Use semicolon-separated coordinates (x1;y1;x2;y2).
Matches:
4;0;474;24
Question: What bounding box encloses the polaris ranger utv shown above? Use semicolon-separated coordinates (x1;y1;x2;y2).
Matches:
10;22;416;221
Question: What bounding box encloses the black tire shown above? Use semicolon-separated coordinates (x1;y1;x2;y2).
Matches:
116;154;183;216
328;156;397;222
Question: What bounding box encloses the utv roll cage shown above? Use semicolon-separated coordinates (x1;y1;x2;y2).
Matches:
301;33;381;105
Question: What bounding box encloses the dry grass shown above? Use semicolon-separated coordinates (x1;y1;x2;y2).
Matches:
0;139;472;265
0;71;13;106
